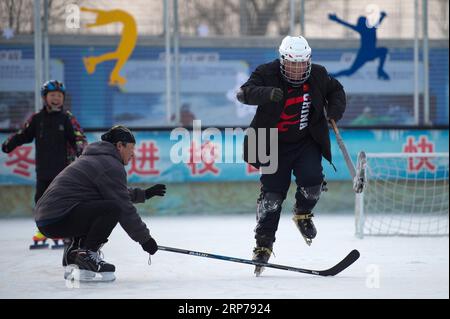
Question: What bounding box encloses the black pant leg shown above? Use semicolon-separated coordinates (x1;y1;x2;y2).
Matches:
292;139;324;212
256;143;297;243
34;179;52;204
260;143;296;197
39;200;121;251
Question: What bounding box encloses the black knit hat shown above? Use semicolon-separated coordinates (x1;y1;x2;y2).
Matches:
101;125;136;144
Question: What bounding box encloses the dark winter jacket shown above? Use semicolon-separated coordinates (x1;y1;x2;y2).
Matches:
34;141;151;245
240;59;346;168
2;107;87;180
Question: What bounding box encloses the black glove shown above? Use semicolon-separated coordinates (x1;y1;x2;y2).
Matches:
326;108;342;122
144;184;166;200
1;142;10;153
269;88;283;103
142;237;158;255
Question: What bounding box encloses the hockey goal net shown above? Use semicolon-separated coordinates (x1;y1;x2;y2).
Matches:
355;152;449;238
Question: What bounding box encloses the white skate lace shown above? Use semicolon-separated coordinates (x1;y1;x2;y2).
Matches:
87;250;104;264
97;243;105;260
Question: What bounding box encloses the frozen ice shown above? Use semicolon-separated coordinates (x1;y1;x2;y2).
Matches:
0;214;448;299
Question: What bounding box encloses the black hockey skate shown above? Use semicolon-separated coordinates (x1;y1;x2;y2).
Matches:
66;249;116;282
292;211;317;246
63;238;82;279
252;246;272;277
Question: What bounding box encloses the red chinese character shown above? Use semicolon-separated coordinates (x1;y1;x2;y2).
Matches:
246;163;260;174
403;137;418;153
187;141;220;176
403;136;436;172
128;141;160;176
5;146;36;177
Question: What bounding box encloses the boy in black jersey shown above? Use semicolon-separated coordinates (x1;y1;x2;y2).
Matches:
236;36;346;275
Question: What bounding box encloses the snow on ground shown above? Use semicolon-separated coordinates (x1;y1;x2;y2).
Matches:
0;214;448;299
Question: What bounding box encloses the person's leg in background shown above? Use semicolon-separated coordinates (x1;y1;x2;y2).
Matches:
30;179;54;249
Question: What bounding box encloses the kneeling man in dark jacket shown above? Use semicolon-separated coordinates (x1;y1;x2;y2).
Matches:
35;125;166;281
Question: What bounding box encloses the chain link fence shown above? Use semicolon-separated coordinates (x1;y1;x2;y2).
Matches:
0;0;448;129
1;0;448;38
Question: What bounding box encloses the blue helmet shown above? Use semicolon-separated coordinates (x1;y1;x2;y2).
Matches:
41;80;66;97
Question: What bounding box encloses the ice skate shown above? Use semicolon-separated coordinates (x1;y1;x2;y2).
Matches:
63;238;81;279
65;248;115;282
51;238;65;249
292;211;317;246
252;246;272;277
29;231;49;250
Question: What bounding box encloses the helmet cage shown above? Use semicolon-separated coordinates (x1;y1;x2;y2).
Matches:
279;57;311;86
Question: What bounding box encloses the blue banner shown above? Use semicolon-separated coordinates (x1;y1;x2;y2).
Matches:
0;129;448;185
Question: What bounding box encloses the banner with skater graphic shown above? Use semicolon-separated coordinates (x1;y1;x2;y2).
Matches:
0;43;447;129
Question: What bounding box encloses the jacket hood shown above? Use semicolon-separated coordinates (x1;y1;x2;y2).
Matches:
82;141;123;163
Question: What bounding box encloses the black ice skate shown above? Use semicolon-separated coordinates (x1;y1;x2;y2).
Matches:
66;249;116;282
292;211;317;246
63;238;82;279
252;246;272;277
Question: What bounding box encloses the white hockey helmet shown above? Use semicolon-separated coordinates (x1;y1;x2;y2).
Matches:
278;35;312;86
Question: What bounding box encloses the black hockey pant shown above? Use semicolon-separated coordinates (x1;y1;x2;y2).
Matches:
39;200;121;251
255;138;324;245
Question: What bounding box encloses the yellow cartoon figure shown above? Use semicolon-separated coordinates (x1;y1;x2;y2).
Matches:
81;8;137;86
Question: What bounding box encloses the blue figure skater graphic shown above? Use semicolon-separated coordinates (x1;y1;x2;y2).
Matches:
328;11;390;80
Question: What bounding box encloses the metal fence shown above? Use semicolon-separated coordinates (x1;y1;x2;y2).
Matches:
2;0;448;38
0;0;448;130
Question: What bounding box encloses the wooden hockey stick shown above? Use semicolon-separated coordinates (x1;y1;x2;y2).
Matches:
329;119;365;193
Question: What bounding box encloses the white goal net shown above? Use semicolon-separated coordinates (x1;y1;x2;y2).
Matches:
355;152;449;238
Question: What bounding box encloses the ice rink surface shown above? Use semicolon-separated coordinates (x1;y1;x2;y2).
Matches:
0;214;448;299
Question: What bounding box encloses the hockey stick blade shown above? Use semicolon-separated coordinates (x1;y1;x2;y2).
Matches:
158;246;360;277
315;249;360;276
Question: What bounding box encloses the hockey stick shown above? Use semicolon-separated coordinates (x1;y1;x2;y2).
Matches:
158;245;360;276
329;119;366;193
